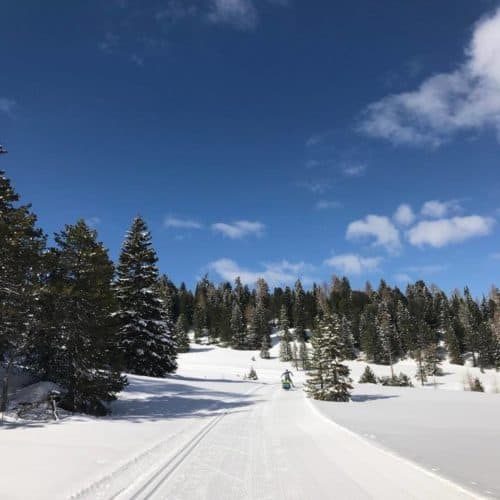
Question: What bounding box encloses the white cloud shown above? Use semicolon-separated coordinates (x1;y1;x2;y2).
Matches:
212;220;264;239
421;199;462;218
393;204;415;226
490;252;500;259
342;163;366;177
315;200;342;210
358;8;500;147
346;215;401;253
0;98;16;116
324;253;382;275
207;0;258;30
209;258;312;286
407;215;495;247
164;216;203;229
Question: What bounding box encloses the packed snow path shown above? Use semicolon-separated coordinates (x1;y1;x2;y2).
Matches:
119;382;476;500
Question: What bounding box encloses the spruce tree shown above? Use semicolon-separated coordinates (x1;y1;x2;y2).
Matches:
0;171;46;412
174;313;190;353
115;217;177;377
230;301;246;349
298;340;309;370
293;279;307;342
359;365;377;384
279;305;293;361
292;342;299;370
305;313;352;402
46;221;126;415
376;301;396;378
360;303;379;362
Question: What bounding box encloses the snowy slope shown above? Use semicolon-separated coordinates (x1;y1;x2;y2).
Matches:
0;340;497;499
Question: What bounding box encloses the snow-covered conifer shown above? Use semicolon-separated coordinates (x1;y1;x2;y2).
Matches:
305;313;352;402
115;216;177;377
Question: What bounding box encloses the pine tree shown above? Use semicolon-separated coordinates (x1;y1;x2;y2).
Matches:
423;343;443;384
0;171;46;412
292;342;299;370
360;303;379;362
376;301;396;378
115;217;177;377
260;333;271;359
359;365;377;384
305;313;352;402
438;295;462;365
174;313;190;353
230;301;246;349
340;315;356;359
298;340;309;370
293;279;307;342
45;221;126;415
278;305;292;361
460;287;481;367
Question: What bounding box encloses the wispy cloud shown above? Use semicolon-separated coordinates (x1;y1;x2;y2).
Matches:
207;0;258;30
99;32;119;54
346;215;401;254
405;264;447;274
209;258;314;286
306;129;335;147
164;216;203;229
212;220;264;239
324;253;382;275
0;98;16;116
298;180;331;194
315;200;342;210
407;215;495;248
358;8;500;147
420;199;462;218
342;163;366;177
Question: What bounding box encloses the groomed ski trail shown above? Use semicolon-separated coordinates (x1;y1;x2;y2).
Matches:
118;382;480;500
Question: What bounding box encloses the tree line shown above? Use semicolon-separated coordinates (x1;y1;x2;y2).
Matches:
1;169;500;413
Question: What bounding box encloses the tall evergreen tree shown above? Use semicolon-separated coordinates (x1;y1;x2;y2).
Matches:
45;221;126;415
305;313;352;401
279;305;293;361
115;217;177;377
174;313;190;353
376;301;396;377
0;171;46;412
230;301;246;349
293;279;307;342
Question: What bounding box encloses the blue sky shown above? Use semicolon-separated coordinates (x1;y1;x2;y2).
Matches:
1;0;500;296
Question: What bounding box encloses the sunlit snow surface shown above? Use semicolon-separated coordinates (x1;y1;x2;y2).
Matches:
0;338;497;499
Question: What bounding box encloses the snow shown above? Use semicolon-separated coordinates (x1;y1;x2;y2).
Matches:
0;339;498;499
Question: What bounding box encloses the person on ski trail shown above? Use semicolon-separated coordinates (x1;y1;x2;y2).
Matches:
281;369;294;387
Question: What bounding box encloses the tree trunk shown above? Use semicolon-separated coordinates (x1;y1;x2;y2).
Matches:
1;358;13;416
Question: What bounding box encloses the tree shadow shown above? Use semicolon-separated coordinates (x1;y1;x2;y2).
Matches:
351;394;400;403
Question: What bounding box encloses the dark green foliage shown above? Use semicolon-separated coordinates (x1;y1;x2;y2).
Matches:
293;280;307;342
115;217;177;377
359;365;377;384
379;373;413;387
471;377;484;392
45;221;126;415
174;313;190;353
305;313;352;402
0;171;46;412
279;306;293;361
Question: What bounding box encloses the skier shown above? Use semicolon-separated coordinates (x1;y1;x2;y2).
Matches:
281;369;294;388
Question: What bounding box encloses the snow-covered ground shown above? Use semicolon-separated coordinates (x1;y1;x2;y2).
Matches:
0;339;498;499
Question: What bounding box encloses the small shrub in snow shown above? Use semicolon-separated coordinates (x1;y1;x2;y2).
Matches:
246;367;258;380
359;366;377;384
378;373;413;387
471;377;484;392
